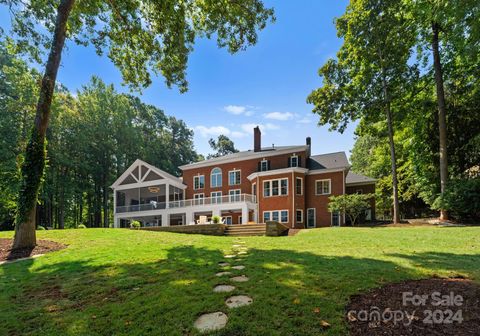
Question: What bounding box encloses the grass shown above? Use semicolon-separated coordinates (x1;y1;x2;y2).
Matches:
0;227;479;335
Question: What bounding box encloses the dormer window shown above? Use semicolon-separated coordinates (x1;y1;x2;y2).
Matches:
260;159;269;172
289;154;300;168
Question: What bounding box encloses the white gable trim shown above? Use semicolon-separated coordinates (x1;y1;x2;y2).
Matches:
111;159;186;190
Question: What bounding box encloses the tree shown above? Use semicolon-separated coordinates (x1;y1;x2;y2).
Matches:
328;194;373;226
307;0;416;224
406;0;480;220
207;135;239;159
1;0;275;249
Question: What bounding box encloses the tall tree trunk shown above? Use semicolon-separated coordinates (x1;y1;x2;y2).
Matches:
12;0;75;250
432;21;449;220
380;63;401;224
385;101;401;224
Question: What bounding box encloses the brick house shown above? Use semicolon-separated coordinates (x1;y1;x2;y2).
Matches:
112;127;376;228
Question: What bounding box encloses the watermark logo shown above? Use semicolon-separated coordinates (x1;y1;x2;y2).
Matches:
347;291;464;326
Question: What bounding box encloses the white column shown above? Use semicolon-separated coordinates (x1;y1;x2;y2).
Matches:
114;215;120;228
241;205;249;224
166;183;170;208
161;213;169;227
185;211;194;225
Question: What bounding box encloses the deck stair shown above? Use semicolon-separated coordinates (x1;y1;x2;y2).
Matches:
224;224;266;236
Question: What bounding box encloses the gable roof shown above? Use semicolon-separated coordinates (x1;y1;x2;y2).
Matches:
346;171;377;185
179;145;309;170
111;159;185;189
308;152;350;170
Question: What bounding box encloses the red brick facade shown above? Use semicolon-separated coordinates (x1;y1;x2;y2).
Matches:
179;148;368;228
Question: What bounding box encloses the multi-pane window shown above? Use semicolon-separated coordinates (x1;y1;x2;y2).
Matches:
296;209;303;223
315;179;331;195
193;193;204;205
229;189;241;202
210;167;222;188
228;170;241;185
211;191;222;204
252;183;257;197
263;210;288;223
260;160;269;171
290;155;298;167
263;178;288;197
296;177;303;195
193;175;205;190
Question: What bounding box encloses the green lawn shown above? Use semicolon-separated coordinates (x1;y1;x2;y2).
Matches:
1;227;479;335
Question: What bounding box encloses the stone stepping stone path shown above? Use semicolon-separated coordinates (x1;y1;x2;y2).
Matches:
225;295;253;308
194;312;228;333
230;275;249;282
213;284;236;293
195;241;253;332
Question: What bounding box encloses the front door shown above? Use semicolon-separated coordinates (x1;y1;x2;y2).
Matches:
307;208;316;228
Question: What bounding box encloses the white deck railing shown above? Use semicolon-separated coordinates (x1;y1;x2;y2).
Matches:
116;193;256;213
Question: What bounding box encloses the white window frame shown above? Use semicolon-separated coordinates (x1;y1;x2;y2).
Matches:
193;175;205;190
210;167;222;188
228;169;241;186
210;191;222;204
296;209;303;223
238;216;242;224
290;154;299;167
263;210;289;223
331;211;341;226
224;216;233;225
315;179;331;195
252;182;257;196
229;189;241;202
263;178;289;197
260;159;268;172
193;193;204;205
296;177;303;195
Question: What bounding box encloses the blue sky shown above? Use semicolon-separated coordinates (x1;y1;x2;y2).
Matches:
1;1;357;158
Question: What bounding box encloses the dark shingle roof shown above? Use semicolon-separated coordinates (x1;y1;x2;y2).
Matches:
346;171;376;185
180;145;309;169
308;152;349;170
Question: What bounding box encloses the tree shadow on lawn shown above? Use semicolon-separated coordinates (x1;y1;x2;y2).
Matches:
1;246;479;336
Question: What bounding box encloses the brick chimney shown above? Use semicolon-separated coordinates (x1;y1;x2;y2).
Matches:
254;126;261;152
306;136;311;157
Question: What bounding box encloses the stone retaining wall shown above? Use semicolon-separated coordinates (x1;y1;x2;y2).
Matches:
138;224;226;236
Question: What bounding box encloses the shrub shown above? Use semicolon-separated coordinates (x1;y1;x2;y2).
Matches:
130;220;141;229
37;225;46;230
211;215;221;224
328;193;374;226
78;224;87;229
433;178;480;221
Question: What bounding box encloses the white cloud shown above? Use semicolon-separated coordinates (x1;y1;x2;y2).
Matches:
194;125;249;139
194;125;232;138
263;111;295;121
240;123;279;134
223;105;255;116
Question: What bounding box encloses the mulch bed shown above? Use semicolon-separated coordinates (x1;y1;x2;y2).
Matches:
346;278;480;335
0;238;66;262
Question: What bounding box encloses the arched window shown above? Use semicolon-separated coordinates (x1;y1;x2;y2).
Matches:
211;167;222;188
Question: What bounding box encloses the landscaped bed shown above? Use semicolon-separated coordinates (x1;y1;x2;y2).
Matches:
0;227;479;335
0;238;66;262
